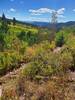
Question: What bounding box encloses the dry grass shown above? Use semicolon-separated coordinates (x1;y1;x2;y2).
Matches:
2;72;75;100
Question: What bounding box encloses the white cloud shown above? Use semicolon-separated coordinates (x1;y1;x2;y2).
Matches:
28;8;66;22
56;8;65;18
29;8;65;18
31;13;42;16
57;8;65;14
57;14;65;18
29;8;55;15
10;8;16;12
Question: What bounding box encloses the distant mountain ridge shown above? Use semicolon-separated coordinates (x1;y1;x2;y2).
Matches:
30;21;75;28
0;16;75;28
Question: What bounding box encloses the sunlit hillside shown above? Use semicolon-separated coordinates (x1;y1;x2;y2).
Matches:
0;0;75;100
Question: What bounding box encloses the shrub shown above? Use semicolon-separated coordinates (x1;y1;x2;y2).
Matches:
49;41;56;50
23;42;74;80
0;51;22;75
55;32;65;47
23;50;59;80
59;50;74;72
65;35;75;71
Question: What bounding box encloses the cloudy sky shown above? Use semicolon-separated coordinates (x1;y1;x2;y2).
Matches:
0;0;75;22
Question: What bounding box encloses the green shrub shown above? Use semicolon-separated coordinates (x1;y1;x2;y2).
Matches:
55;32;65;47
0;51;23;75
59;50;73;72
23;50;59;80
65;35;75;70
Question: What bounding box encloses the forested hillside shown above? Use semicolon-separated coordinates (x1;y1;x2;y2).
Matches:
0;13;75;100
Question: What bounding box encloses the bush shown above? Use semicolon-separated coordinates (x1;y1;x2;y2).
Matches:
23;41;74;80
65;35;75;71
23;50;59;80
59;50;74;72
49;41;56;50
18;30;38;45
55;32;65;47
0;51;22;75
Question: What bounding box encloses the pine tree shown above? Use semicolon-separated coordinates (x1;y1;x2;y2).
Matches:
2;13;6;21
13;17;16;25
0;13;9;33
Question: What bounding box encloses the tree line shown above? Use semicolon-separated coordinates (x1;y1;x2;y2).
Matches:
0;13;16;33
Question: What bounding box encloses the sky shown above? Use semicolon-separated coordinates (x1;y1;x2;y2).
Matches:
0;0;75;22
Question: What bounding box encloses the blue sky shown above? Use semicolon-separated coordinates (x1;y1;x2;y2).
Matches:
0;0;75;22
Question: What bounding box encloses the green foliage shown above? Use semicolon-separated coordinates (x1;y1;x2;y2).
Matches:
0;33;5;47
65;35;75;70
0;13;9;33
0;15;39;74
18;30;38;45
0;51;23;75
59;50;73;72
23;35;75;80
55;32;65;47
18;31;26;41
13;17;16;25
23;49;59;80
1;18;75;100
0;12;75;78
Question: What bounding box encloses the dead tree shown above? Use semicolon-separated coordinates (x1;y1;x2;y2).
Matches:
50;11;57;41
